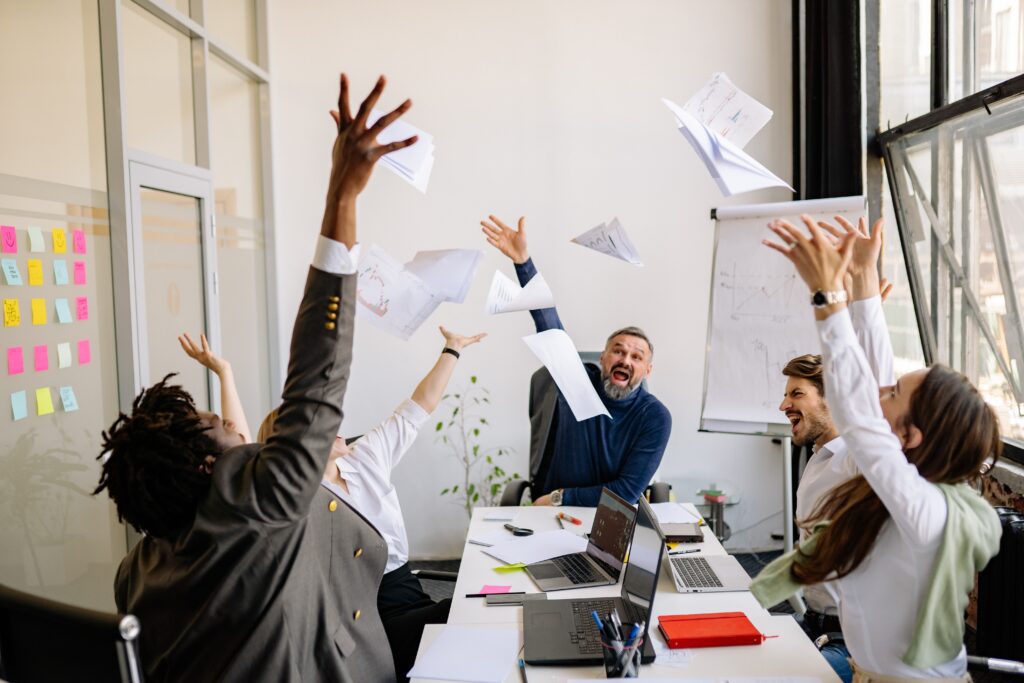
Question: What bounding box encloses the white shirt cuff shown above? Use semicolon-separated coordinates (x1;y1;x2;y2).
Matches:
395;398;430;428
849;295;884;327
312;235;361;275
816;307;858;348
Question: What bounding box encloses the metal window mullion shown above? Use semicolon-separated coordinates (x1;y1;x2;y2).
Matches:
960;133;977;377
932;0;950;109
130;0;205;40
962;0;977;97
208;39;269;84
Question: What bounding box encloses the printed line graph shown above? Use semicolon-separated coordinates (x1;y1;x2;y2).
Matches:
719;262;801;322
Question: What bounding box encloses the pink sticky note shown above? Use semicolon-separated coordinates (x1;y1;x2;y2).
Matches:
0;226;15;254
75;296;88;321
73;260;86;285
33;344;49;372
72;229;86;254
7;346;23;375
78;339;91;365
479;585;512;595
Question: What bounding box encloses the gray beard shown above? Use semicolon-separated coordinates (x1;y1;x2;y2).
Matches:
603;377;641;401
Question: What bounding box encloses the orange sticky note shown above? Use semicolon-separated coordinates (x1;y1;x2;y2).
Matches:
3;299;20;327
27;259;43;286
35;387;54;415
52;228;67;254
31;298;46;325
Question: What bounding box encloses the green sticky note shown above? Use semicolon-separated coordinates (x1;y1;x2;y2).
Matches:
493;563;527;573
11;391;27;420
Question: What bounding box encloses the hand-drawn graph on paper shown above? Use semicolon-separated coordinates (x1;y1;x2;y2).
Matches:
357;263;391;317
719;262;802;322
356;245;442;340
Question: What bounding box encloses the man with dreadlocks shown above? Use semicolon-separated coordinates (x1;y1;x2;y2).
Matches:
94;74;418;682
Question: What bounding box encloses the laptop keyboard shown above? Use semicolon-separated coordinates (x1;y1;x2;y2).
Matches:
552;554;601;585
569;599;617;654
671;556;723;588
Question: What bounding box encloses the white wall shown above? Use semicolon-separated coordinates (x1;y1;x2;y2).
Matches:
269;0;794;557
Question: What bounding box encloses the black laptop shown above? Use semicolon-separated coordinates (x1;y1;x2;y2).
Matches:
523;496;665;665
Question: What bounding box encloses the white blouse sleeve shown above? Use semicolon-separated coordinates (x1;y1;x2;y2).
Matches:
849;295;896;386
354;399;430;474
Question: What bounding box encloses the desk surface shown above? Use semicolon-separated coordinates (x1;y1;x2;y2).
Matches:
412;505;838;683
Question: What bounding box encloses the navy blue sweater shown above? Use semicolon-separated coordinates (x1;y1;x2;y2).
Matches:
515;259;672;506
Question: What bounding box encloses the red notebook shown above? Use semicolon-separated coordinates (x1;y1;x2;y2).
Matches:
657;612;765;648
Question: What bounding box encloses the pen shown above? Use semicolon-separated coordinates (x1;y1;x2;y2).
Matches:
465;591;526;598
667;547;701;556
557;512;583;526
518;657;529;682
556;515;565;529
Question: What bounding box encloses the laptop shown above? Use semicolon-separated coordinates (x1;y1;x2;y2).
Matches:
665;554;752;593
525;488;637;592
523;496;664;665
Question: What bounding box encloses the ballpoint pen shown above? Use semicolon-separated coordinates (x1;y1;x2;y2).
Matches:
667;547;701;556
556;515;565;529
518;657;529;682
557;512;583;525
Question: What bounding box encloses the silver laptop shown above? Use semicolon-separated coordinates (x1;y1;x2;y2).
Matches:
666;554;752;593
525;488;637;592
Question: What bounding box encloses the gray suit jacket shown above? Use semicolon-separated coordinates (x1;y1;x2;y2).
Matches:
115;267;382;682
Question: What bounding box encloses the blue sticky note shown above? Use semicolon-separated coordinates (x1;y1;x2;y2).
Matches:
1;259;22;286
54;298;72;324
53;259;68;285
59;386;79;412
11;390;27;420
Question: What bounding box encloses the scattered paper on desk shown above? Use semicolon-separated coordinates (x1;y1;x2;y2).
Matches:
522;329;610;421
468;529;516;547
404;249;482;303
7;347;23;375
59;386;79;412
407;625;519;683
4;299;20;327
648;626;697;669
27;226;44;253
35;387;54;416
356;244;442;340
483;509;518;522
651;502;703;525
53;260;68;285
663;97;792;197
479;584;511;595
52;228;66;253
1;226;16;253
369;108;435;193
486;271;555;315
2;259;22;285
484;529;588;565
57;343;71;369
55;298;72;324
571;217;643;266
27;259;43;286
684;72;773;149
11;391;27;421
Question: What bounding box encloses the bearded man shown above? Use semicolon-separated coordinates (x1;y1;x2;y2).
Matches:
480;214;672;507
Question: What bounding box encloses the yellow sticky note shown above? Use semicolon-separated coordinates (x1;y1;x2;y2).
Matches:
52;228;67;254
35;387;54;415
27;259;43;286
3;299;19;327
31;298;46;325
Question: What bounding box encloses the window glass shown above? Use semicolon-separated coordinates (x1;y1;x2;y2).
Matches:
204;0;259;65
880;0;934;127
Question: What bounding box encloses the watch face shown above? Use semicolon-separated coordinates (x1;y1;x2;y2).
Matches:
812;291;827;306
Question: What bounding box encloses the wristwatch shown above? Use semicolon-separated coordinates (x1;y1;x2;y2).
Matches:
810;289;848;308
549;489;564;506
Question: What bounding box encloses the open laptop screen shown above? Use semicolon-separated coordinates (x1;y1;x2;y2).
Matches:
621;496;663;611
585;489;637;577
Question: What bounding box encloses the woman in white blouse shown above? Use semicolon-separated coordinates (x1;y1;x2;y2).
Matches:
756;215;1002;682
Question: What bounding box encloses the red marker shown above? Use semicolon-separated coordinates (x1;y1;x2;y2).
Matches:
558;512;583;526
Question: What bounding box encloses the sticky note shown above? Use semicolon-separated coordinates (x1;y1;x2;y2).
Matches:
7;347;23;375
53;260;68;285
59;386;79;412
3;299;20;327
27;226;44;253
55;298;71;323
11;391;27;421
73;261;86;285
27;259;43;286
31;298;46;325
479;585;512;595
34;345;48;372
492;563;527;573
1;226;16;253
78;339;91;365
72;229;86;254
1;259;22;285
56;343;71;369
52;228;67;254
75;296;88;320
35;387;54;415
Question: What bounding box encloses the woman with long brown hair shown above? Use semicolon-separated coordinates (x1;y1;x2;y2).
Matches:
753;214;1002;682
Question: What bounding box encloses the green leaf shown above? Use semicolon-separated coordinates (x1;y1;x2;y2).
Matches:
452;485;459;493
491;483;501;496
480;418;489;425
442;436;449;443
442;394;450;399
454;393;461;399
467;483;476;495
441;488;449;495
471;375;478;384
473;428;480;437
473;444;480;456
452;407;460;417
486;455;493;464
473;492;480;502
483;397;491;403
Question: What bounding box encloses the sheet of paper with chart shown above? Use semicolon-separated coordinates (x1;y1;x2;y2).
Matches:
701;196;865;429
485;271;555;314
683;72;773;149
356;244;443;340
571;217;643;266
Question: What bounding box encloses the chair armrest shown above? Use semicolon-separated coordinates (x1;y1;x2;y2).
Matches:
411;569;458;582
646;481;672;504
500;480;531;507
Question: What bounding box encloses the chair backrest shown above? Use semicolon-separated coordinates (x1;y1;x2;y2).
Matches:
0;583;144;683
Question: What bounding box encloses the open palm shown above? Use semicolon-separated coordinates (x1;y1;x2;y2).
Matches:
480;214;529;264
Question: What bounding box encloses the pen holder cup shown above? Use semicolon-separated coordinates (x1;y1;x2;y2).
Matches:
600;628;642;678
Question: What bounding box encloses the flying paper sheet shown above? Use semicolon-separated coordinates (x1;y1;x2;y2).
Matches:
663;98;792;197
356;244;443;340
683;72;773;149
522;329;611;421
483;529;589;565
26;226;44;253
404;249;482;303
485;271;555;315
368;108;436;193
2;259;22;285
571;217;643;266
408;625;519;683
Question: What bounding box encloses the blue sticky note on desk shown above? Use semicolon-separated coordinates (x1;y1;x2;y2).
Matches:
59;386;79;412
1;259;22;286
54;298;72;324
53;259;68;285
11;390;27;420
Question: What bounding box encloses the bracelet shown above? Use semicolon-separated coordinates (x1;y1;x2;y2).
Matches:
442;347;460;359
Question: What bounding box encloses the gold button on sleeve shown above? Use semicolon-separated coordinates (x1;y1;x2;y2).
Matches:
329;295;340;303
325;322;336;331
353;609;361;620
327;312;337;320
353;548;363;558
328;302;339;312
328;500;338;512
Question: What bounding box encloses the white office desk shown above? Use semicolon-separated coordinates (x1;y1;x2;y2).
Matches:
413;505;839;683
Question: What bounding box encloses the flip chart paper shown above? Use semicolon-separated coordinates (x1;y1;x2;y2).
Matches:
35;387;54;415
483;529;589;565
57;343;71;369
522;329;611;421
26;226;44;253
78;339;91;365
11;391;27;421
59;386;79;412
485;271;555;315
34;345;48;372
403;249;483;303
55;298;72;323
3;299;20;327
2;259;22;285
31;298;46;325
75;296;88;321
52;228;67;253
407;625;519;683
1;226;16;253
53;260;68;285
570;217;643;266
27;259;43;286
72;229;86;253
683;72;774;149
7;347;23;375
73;261;86;285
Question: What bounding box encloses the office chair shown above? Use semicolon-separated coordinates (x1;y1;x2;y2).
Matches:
0;583;144;682
500;352;671;507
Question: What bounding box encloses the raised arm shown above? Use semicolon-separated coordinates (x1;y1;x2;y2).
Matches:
179;332;253;443
410;326;487;413
481;214;564;331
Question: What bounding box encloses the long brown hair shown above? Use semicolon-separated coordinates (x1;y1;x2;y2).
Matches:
793;364;1001;583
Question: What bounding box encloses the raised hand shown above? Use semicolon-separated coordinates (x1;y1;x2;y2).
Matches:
480;214;529;264
817;215;884;278
178;332;228;375
763;214;856;293
439;326;487;352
